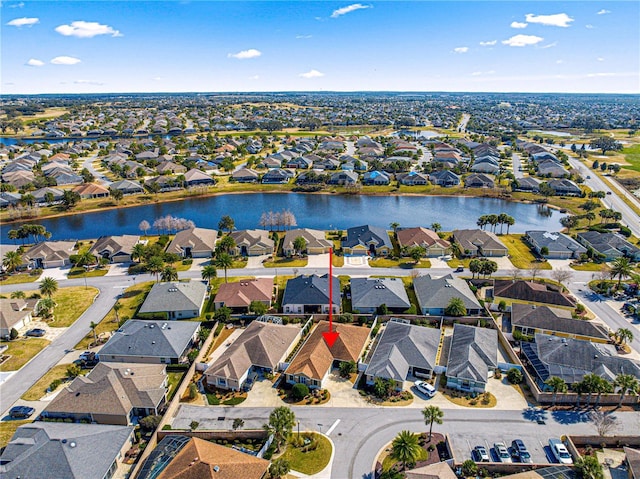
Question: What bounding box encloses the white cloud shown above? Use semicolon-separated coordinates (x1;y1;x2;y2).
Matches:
586;24;595;29
471;70;495;76
586;72;616;77
597;57;605;62
479;40;497;46
597;9;610;15
541;42;557;49
51;56;81;65
6;17;39;27
55;21;122;38
152;77;163;81
556;60;564;64
453;47;469;54
26;58;44;67
502;34;544;47
524;13;574;27
10;2;25;8
299;69;324;78
510;21;528;29
228;48;262;59
331;3;371;18
296;34;312;39
74;79;104;85
249;75;260;80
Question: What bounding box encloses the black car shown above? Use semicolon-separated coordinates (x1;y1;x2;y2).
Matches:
9;405;35;419
455;266;464;273
25;328;46;337
511;439;532;463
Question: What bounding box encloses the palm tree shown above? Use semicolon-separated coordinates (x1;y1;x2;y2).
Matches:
545;376;568;407
422;405;444;440
497;213;509;234
615;327;634;346
593;377;613;407
10;291;26;299
113;301;122;323
430;222;441;233
450;241;462;259
444;297;466;317
39;277;59;298
201;264;217;284
391;430;422;471
505;215;515;234
37;297;56;319
268;458;291;479
146;256;164;283
131;243;146;263
263;406;295;453
614;374;639;407
390;222;400;235
610;257;632;290
2;250;22;274
89;321;98;344
579;373;601;407
160;266;178;282
214;252;233;283
216;235;236;254
575;455;604;479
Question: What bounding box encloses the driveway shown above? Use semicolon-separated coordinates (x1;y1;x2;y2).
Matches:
429;257;451;269
493;257;515;269
546;259;573;270
188;257;211;272
324;372;371;408
307;253;330;268
37;266;70;281
485;377;529;410
343;255;370;268
246;255;269;268
105;263;131;276
239;379;285;408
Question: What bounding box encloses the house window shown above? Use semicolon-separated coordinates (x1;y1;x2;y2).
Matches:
218;378;227;386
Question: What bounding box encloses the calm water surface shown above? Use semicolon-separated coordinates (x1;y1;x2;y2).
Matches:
6;193;566;240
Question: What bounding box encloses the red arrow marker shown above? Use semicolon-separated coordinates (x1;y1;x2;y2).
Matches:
322;247;340;348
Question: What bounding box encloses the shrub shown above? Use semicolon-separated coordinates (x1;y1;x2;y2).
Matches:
49;378;62;391
292;383;309;400
188;382;199;400
507;368;523;384
66;364;82;378
140;415;162;431
462;459;478;476
189;420;199;431
9;327;18;340
494;368;502;380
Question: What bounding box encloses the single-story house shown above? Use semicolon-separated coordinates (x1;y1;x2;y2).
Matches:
351;277;411;314
452;229;508;257
73;182;110;199
397;227;451;257
184;168;215;187
342;225;393;256
362;171;391;186
282;228;332;256
231;168;260;183
446;324;498;393
167;227;217;258
109;179;144;195
413;273;482;316
98;319;201;364
492;280;577;309
213;278;273;312
285;321;370;389
0;422;135;479
261;168;293;184
464;173;495;189
397;171;429;186
513;177;541;193
282;274;341;314
138;281;208;319
365;320;442;391
32;187;64;204
89;235;140;263
511;303;609;343
547;179;582;196
229;229;274;256
205;320;301;391
41;362;167;425
525;231;587;259
429;170;460;187
576;231;640;261
0;298;36;337
24;240;76;269
328;170;359;186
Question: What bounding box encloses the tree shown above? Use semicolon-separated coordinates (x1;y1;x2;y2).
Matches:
146;256;165;283
545;376;568;406
551;268;574;287
391;430;422;471
540;246;550;257
579;373;601;406
72;250;96;269
131;243;146;263
507;368;523;384
89;321;98;343
292;236;307;256
216;234;236;254
218;215;235;233
214;252;233;283
232;418;245;430
462;460;478;477
408;246;426;263
430;222;442;233
390;222;400;234
214;306;231;322
610;257;632;289
422;405;444;440
614;374;638;407
66;364;82;378
138;220;151;236
575;455;604;479
479;259;498;278
263;406;296;452
590;136;622;155
62;190;81;209
339;360;356;378
39;276;58;298
614;327;634;345
445;297;466;316
528;263;543;281
37;298;56;319
291;383;309;400
109;187;124;202
201;264;217;283
2;250;22;274
469;258;482;279
269;458;291;479
560;215;579;232
373;377;394;399
249;300;268;316
589;410;620;437
11;291;25;299
160;266;178;282
140;415;162;431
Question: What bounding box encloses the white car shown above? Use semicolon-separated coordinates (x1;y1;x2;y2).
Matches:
494;442;512;463
549;439;573;464
414;380;436;398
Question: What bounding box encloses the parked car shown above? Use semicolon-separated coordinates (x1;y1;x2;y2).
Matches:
455;266;464;273
414;380;436;398
472;445;490;462
494;442;512;463
511;439;532;463
74;351;99;368
25;328;46;337
9;406;35;419
549;438;573;464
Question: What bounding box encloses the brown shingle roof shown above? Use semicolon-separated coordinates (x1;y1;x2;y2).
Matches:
494;280;576;308
157;437;269;479
286;321;370;381
397;227;450;250
72;183;110;196
213;278;272;308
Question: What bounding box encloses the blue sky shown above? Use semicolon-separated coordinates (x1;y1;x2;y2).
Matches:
2;1;639;94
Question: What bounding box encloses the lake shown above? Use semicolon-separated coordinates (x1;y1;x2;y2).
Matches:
4;193;566;241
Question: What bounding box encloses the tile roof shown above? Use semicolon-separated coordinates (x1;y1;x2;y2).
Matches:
138;281;208;315
282;228;332;253
405;461;458;479
0;298;33;331
452;229;507;254
446;324;498;383
25;240;76;263
230;229;274;250
89;234;140;259
286;321;370;381
214;278;272;308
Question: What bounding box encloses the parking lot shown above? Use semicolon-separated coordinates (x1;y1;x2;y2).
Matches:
450;431;561;464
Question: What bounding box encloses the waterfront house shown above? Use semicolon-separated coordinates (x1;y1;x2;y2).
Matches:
362;170;391;186
446;324;498;393
397;171;429;186
464;173;495;189
429;170;461;187
282;228;332;256
513;177;541;193
213;278;273;312
413;273;482;316
452;229;508;257
231;168;260;183
167;227;217;258
261;168;293;184
24;240;76;269
351;277;411;314
397;227;451;257
282;274;341;314
109;179;144;195
492;280;576;309
229;229;274;256
89;235;140;263
73;182;110;199
547;179;582;196
525;231;587;259
184;168;215;187
537;160;569;178
328;170;359;186
138;281;208;319
32;187;64;204
342;225;393;256
576;231;640;261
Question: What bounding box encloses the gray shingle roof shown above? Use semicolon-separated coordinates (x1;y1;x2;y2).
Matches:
351;277;411;311
365;321;441;381
282;274;341;307
577;231;640;259
413;274;481;312
167;227;217;256
525;231;586;256
138;281;208;315
446;324;497;383
0;422;134;479
342;225;393;250
99;319;200;359
511;303;609;341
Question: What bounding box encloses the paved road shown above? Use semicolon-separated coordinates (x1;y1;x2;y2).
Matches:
82;154;112;187
172;404;640;479
512;153;524;179
566;156;640;237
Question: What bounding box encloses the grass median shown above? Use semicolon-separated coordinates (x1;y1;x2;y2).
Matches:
49;286;100;328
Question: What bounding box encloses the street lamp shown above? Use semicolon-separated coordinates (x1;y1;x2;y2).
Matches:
297;420;300;440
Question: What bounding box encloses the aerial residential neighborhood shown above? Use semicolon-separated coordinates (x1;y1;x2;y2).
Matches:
1;1;640;478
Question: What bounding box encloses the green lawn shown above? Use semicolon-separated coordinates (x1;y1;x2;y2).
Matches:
167;371;186;401
501;234;552;270
0;338;50;371
622;144;640;172
0;420;31;449
447;258;471;268
67;267;109;278
49;287;100;328
0;273;39;285
369;257;431;268
280;433;332;475
263;257;308;268
570;262;610;272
